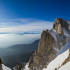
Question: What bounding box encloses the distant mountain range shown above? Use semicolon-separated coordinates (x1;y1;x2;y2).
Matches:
0;39;39;68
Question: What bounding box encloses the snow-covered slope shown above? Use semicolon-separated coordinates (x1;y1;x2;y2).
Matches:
2;64;11;70
58;62;70;70
43;49;70;70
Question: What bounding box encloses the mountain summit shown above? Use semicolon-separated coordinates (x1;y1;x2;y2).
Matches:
24;18;70;70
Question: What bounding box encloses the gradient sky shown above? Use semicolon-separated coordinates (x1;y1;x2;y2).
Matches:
0;0;70;21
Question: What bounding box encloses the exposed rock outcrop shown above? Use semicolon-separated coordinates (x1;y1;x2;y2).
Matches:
0;58;3;70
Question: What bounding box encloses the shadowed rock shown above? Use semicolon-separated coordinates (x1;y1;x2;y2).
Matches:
0;58;3;70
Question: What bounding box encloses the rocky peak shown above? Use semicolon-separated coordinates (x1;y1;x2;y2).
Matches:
53;18;70;35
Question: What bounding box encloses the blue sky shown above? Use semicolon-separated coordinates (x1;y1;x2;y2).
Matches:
0;0;70;33
0;0;70;20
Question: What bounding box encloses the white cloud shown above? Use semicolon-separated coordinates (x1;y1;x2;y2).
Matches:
0;18;53;34
0;34;40;48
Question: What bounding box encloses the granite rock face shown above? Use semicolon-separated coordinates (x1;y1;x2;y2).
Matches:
28;18;70;70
